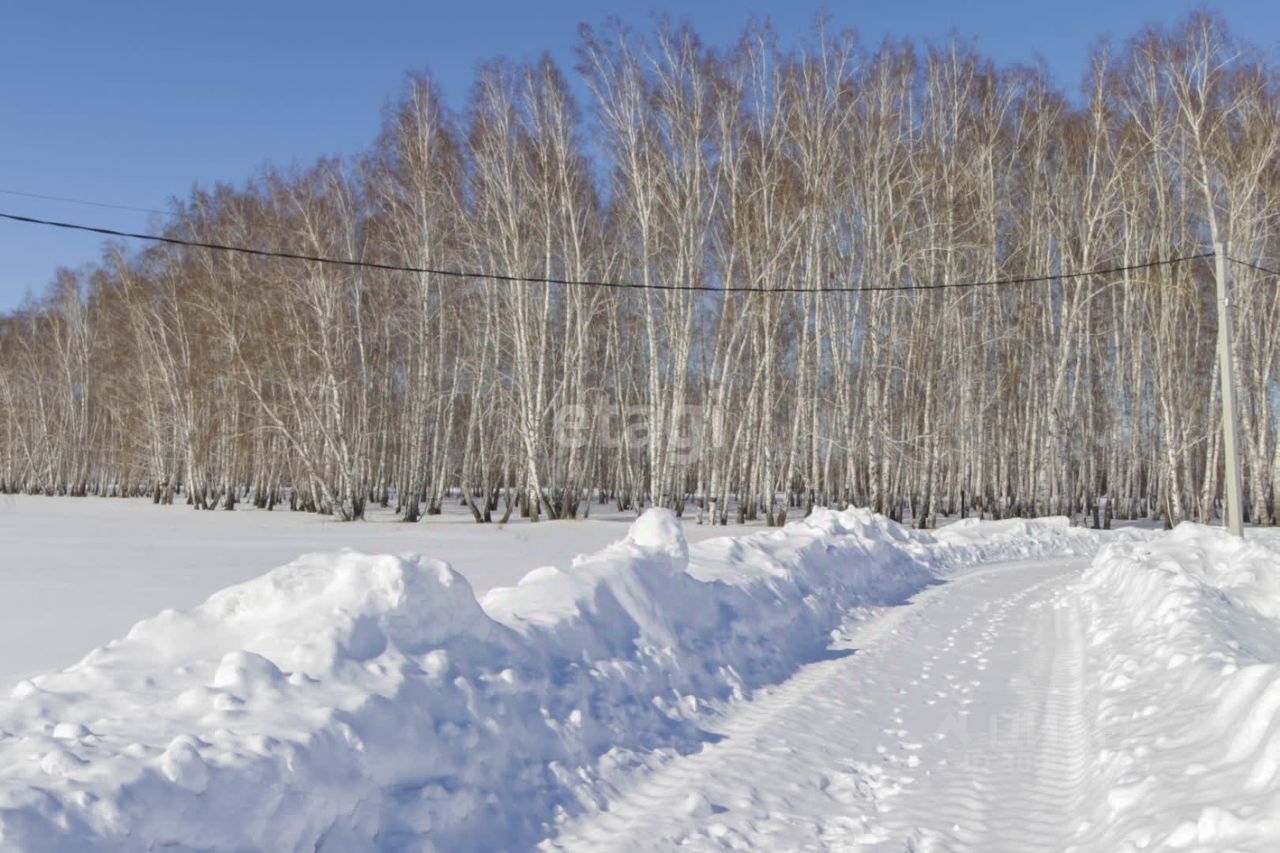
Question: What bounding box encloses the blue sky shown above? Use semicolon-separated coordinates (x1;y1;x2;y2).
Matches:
1;0;1274;312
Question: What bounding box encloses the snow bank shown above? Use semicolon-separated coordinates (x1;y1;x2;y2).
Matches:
1076;524;1280;850
0;508;1092;850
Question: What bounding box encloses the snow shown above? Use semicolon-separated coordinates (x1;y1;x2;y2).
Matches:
550;555;1094;850
0;494;757;688
550;521;1280;851
1074;523;1280;850
2;497;1278;850
0;505;1090;850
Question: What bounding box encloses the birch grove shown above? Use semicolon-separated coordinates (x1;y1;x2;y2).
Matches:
1;14;1277;526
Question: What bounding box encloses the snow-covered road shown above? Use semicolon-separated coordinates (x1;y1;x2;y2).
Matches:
4;507;1278;850
550;557;1093;851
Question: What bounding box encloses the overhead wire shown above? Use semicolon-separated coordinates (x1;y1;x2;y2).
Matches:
0;189;167;217
0;209;1214;295
1226;255;1280;278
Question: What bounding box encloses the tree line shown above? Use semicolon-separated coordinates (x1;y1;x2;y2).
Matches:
1;14;1277;526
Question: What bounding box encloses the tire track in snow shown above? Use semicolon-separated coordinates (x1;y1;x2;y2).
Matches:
545;558;1093;851
544;589;945;850
957;590;1092;850
876;570;1094;852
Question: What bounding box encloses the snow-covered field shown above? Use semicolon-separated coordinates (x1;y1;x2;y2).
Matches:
0;497;1278;850
0;495;756;687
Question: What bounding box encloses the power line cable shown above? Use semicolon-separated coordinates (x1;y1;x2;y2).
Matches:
0;210;1213;295
1227;255;1280;278
0;189;167;216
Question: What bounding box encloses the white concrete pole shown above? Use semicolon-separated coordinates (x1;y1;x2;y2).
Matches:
1215;242;1245;537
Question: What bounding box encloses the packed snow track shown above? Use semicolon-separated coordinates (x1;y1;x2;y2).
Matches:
549;557;1093;851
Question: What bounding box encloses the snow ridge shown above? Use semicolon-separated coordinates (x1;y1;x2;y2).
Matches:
0;508;1093;851
1075;524;1280;850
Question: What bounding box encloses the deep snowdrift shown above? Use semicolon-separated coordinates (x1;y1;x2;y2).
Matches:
0;494;766;688
1076;524;1280;851
0;508;1094;850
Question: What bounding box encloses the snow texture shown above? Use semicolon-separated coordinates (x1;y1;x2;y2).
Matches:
0;493;761;688
0;507;1091;850
1074;524;1280;851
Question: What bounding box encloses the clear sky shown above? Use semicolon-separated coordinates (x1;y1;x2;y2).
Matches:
1;0;1274;313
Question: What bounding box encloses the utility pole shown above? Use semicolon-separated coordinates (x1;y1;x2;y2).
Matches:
1215;242;1245;537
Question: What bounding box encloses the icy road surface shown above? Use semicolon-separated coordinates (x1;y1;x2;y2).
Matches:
550;557;1091;851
